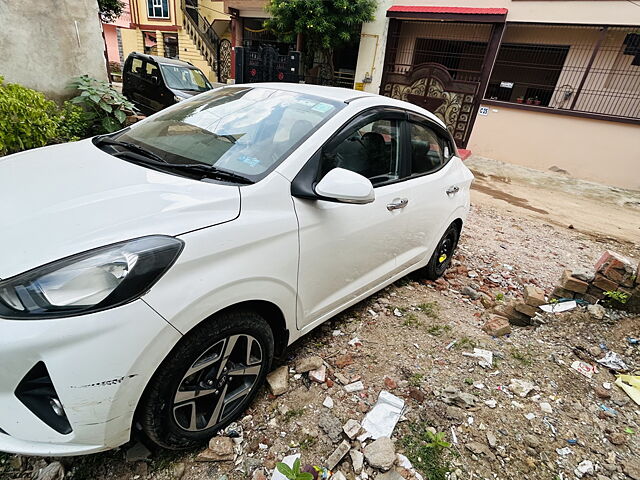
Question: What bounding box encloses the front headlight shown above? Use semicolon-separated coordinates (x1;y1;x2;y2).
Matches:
0;236;183;319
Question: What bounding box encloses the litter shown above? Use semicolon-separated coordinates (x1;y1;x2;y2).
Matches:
628;337;639;345
540;300;577;313
597;351;629;371
571;361;596;379
348;337;362;347
445;340;457;350
556;447;573;456
344;381;364;393
450;426;458;444
625;427;635;434
575;460;594;478
543;417;557;436
566;439;578;445
332;330;344;337
524;413;535;420
361;390;405;440
603;382;612;390
599;404;617;416
615;375;640;405
462;348;493;369
393;308;403;317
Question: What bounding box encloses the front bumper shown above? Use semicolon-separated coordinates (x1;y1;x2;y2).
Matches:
0;300;182;456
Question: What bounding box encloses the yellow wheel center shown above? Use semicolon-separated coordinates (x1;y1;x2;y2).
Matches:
438;253;447;263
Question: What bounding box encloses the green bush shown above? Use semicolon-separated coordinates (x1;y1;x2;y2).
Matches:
55;101;91;142
0;76;61;155
69;75;136;134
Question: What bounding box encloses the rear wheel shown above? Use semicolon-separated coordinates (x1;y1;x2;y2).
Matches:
424;223;460;280
138;309;274;449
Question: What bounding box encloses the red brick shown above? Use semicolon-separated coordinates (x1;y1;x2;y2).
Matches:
592;274;618;292
558;270;589;294
586;285;606;300
602;264;635;287
482;315;512;337
582;294;599;304
595;250;632;272
552;286;574;299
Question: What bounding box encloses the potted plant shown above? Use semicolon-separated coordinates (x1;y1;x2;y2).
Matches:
525;97;534;105
533;97;541;106
516;96;524;104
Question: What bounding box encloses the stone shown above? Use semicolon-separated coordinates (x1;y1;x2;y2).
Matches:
465;441;496;461
482;315;511;337
196;437;235;462
266;365;289;396
623;459;640;480
486;431;497;448
588;304;606;319
350;449;364;474
251;469;267;480
607;432;627;445
295;356;323;373
559;270;589;293
335;372;350;385
523;286;546;307
171;462;187;479
364;437;396;470
309;364;327;383
319;412;344;443
592;274;619;293
575;460;594;478
441;387;476;408
331;471;347;480
323;396;335;409
376;471;404;480
125;442;152;462
494;303;531;326
461;286;481;300
572;269;595;283
514;302;538;317
552;286;575;299
587;285;606;300
343;419;361;439
384;376;398;389
540;402;553;413
326;440;351;470
34;462;64;480
508;379;535;397
344;381;364;392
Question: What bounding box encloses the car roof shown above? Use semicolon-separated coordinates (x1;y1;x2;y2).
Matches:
231;83;445;128
128;52;197;68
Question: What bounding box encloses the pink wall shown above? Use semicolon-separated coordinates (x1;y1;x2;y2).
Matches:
104;24;120;64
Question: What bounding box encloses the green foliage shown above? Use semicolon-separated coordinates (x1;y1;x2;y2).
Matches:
510;347;533;366
403;313;421;327
69;75;136;134
604;290;630;305
276;458;314;480
56;101;91;142
265;0;377;49
408;373;424;387
401;423;453;480
0;76;60;155
495;292;505;301
98;0;125;22
418;302;440;319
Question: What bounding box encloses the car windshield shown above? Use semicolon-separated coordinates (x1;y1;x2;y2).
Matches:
160;64;211;92
115;87;343;180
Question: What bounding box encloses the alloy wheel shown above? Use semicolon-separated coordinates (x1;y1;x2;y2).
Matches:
172;334;263;432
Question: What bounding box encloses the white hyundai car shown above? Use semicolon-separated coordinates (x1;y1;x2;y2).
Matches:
0;84;472;456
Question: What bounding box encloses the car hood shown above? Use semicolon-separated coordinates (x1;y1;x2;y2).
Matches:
0;139;240;278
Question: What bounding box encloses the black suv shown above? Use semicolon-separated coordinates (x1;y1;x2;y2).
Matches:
122;52;213;113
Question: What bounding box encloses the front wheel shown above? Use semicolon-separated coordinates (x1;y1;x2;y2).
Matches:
424;223;460;280
138;309;274;449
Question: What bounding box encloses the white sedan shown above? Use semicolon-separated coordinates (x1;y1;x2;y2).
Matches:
0;84;473;455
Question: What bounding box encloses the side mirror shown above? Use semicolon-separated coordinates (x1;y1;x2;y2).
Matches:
315;168;375;204
150;75;160;85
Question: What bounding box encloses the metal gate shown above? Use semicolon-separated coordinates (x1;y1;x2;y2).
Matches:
235;45;301;84
381;19;502;147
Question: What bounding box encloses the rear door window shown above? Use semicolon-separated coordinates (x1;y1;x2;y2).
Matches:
408;122;453;176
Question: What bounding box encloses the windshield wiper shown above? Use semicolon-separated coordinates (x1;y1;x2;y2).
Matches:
95;137;165;163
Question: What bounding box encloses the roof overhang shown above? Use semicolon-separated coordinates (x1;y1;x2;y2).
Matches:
387;5;508;23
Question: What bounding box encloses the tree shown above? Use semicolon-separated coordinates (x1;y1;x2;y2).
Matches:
264;0;377;79
98;0;124;23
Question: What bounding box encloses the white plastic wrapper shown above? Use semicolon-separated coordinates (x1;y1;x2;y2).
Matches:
361;390;405;440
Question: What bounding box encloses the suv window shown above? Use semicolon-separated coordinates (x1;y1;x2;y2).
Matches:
130;58;144;76
321;118;401;187
145;62;159;78
409;122;452;175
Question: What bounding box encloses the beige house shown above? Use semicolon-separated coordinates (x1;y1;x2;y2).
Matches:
354;1;640;190
108;0;232;82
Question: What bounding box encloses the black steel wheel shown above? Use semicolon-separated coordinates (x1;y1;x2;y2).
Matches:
138;309;274;449
424;223;460;280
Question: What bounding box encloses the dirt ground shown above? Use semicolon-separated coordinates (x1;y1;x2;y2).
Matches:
2;158;639;480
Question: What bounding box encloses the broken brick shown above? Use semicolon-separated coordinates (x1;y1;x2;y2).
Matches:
514;302;538;317
493;303;531;326
482;314;511;337
552;286;575;299
595;250;635;273
586;285;606;300
558;270;589;294
602;264;635;287
592;274;618;292
523;285;545;307
334;354;353;369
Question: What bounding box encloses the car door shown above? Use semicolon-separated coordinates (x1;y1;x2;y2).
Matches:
143;60;166;112
293;108;414;329
397;113;473;270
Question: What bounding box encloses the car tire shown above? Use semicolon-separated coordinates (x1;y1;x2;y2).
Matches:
424;223;460;281
138;309;274;450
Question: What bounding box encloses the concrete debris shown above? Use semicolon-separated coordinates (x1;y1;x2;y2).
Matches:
34;462;64;480
319;412;344;443
196;437;235;462
309;364;327;383
323;396;335;409
342;419;361;440
363;437;396;470
266;365;289;396
574;459;594;478
325;440;351;470
344;381;364;392
350;449;364;474
508;379;536;397
295;356;324;373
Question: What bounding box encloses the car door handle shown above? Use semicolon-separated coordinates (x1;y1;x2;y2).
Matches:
446;186;460;195
387;198;408;211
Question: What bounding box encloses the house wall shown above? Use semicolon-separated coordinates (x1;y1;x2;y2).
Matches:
104;24;121;64
468;104;640;190
0;0;108;100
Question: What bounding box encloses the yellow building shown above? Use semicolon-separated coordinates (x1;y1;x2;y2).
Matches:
118;0;232;82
